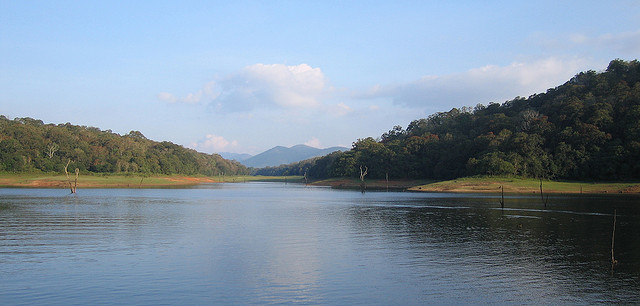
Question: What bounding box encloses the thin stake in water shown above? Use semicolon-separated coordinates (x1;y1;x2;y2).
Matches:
611;209;618;268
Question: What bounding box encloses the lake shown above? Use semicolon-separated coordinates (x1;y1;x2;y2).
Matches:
1;182;639;304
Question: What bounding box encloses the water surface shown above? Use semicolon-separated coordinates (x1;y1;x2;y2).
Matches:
1;183;639;304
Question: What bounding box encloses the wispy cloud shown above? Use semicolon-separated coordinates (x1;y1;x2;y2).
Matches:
324;102;352;117
355;58;593;110
570;30;640;55
158;81;219;104
532;30;640;59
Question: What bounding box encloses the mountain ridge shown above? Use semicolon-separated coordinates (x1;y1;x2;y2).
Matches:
241;144;348;168
218;152;253;161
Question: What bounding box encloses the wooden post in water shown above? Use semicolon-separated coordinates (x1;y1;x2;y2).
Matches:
499;185;505;209
73;168;79;192
539;179;548;208
611;209;618;268
385;172;389;192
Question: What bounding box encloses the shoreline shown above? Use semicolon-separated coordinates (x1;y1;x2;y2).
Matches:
309;178;432;191
2;173;640;195
0;174;219;189
408;177;640;195
0;173;302;189
311;177;640;195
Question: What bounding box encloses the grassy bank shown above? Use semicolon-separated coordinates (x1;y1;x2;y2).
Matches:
407;176;640;194
0;173;302;189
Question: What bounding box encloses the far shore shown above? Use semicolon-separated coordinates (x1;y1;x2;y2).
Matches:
311;176;640;195
309;177;433;191
2;173;640;195
0;173;298;189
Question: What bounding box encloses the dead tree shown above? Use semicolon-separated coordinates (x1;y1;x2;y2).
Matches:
359;165;368;192
539;179;549;208
64;159;79;194
46;143;59;159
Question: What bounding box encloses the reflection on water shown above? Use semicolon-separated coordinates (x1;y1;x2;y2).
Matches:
1;183;639;304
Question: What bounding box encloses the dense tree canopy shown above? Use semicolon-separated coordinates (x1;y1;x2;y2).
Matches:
269;59;640;181
0;118;249;176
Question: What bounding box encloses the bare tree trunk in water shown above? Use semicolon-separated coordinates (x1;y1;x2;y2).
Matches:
359;165;368;193
539;179;548;207
64;159;78;194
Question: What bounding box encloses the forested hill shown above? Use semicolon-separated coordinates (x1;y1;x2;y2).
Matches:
284;59;640;181
0;117;249;176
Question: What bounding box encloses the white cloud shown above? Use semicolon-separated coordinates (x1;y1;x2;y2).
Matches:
160;63;331;112
356;58;593;110
191;134;238;153
241;63;326;108
304;136;321;148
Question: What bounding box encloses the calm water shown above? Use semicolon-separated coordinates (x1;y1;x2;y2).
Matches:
1;183;639;304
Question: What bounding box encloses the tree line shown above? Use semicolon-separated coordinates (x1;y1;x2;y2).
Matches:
0;118;249;176
259;59;640;181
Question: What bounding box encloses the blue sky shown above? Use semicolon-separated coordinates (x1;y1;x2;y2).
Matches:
1;1;639;155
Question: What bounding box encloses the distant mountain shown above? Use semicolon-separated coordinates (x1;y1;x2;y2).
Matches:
218;152;253;161
241;144;348;168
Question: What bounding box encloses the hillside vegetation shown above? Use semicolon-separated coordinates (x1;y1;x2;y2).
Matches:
279;59;640;181
0;118;249;176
